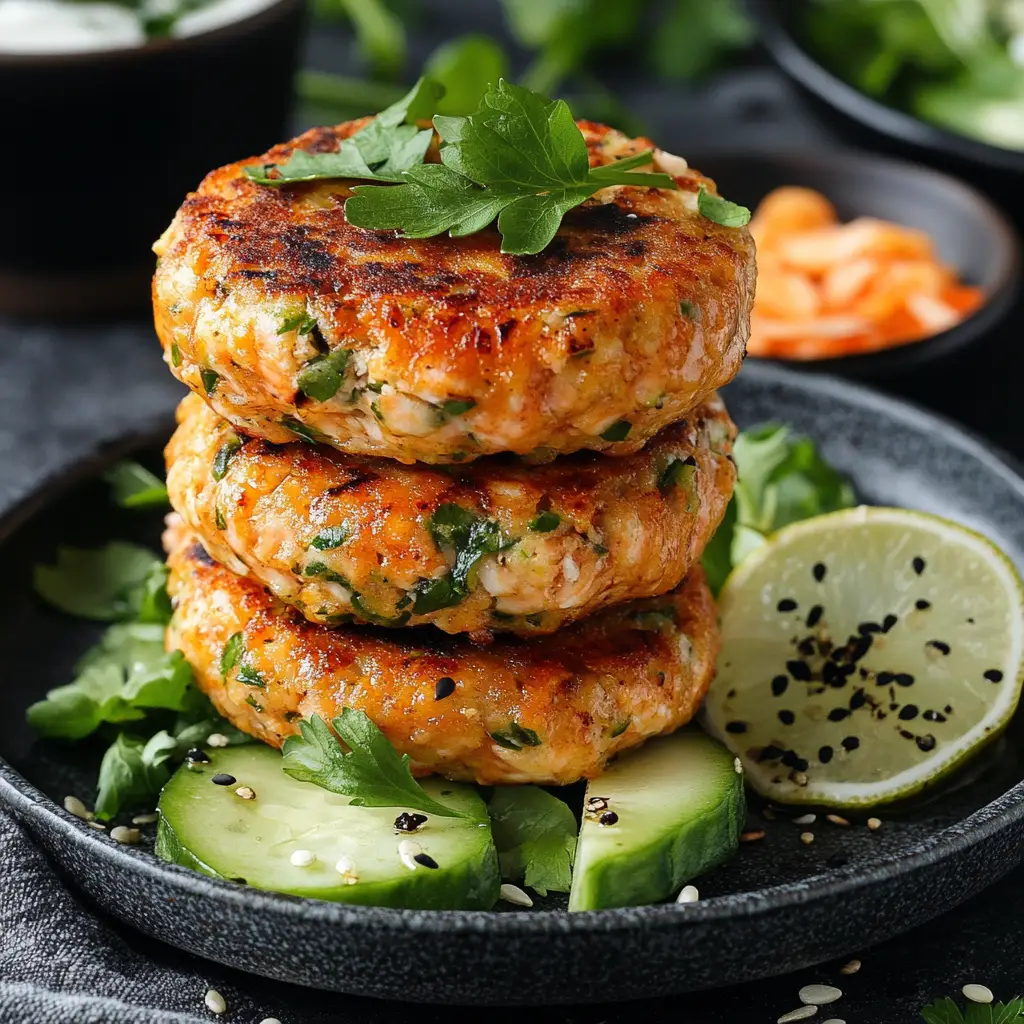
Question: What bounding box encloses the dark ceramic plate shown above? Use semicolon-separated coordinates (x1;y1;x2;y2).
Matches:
2;364;1024;1005
691;149;1019;379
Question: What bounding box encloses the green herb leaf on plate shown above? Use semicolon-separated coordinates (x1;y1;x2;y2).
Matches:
104;461;169;509
297;348;351;402
34;543;163;621
94;732;175;821
310;525;349;551
282;709;472;818
696;183;750;227
488;785;577;895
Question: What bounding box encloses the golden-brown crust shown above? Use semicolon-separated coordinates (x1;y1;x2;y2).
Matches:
165;392;736;635
165;525;719;786
153;119;755;463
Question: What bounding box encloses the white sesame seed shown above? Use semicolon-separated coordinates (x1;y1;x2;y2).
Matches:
867;817;882;830
963;984;994;1004
733;757;744;774
259;1019;283;1024
839;960;861;975
821;1019;846;1024
826;815;850;827
131;813;158;825
777;1006;817;1023
399;839;422;871
87;821;106;831
793;813;816;825
63;795;93;821
676;884;699;904
289;849;316;867
800;832;815;845
110;826;141;845
207;733;229;748
799;984;842;1005
792;772;809;786
335;856;358;884
235;786;256;800
204;988;227;1015
499;883;534;907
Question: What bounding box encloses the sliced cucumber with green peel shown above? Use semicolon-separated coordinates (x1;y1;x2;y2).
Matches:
156;745;500;910
568;729;745;911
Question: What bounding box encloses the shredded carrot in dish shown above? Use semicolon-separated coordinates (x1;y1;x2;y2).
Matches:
748;186;985;361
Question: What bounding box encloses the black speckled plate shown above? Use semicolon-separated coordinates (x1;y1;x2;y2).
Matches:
2;363;1024;1006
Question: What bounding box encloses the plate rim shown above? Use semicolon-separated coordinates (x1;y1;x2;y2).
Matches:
2;361;1024;937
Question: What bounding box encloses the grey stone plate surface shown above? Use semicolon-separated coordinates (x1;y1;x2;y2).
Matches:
0;362;1023;1005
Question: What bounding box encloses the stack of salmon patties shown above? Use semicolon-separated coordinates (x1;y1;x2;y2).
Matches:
153;118;756;786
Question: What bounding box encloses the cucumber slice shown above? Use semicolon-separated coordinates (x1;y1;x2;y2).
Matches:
156;745;500;910
568;729;745;911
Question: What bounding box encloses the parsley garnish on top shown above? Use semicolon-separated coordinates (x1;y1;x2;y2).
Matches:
346;79;679;255
245;76;749;255
921;996;1024;1023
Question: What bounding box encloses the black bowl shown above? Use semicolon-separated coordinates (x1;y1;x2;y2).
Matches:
691;149;1020;380
748;0;1024;215
0;0;306;319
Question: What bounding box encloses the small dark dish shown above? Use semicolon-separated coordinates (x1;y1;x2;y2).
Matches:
692;148;1019;379
3;364;1024;1004
0;0;305;319
748;0;1024;210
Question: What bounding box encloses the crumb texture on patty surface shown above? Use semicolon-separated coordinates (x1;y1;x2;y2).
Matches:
165;525;719;786
165;392;736;635
153;118;756;464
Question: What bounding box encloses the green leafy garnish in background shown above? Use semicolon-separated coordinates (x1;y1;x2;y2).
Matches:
346;80;678;255
702;425;856;593
245;78;443;186
488;786;577;895
314;0;407;79
921;996;1024;1023
104;461;169;509
282;709;473;819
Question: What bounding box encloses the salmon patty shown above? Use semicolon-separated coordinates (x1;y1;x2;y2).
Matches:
165;526;719;786
166;393;735;635
153;119;755;464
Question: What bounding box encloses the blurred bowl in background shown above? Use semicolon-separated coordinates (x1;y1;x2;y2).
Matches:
748;0;1024;216
0;0;306;319
691;149;1019;379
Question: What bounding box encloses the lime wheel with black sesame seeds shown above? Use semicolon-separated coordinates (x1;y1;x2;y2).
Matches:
704;506;1024;808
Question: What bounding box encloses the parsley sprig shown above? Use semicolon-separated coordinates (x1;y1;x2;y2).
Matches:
346;79;678;255
921;996;1024;1023
282;709;476;819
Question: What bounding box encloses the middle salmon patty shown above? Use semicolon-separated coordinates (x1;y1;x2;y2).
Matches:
166;393;736;636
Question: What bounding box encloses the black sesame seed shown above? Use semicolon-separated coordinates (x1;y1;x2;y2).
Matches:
813;562;827;582
828;707;850;722
780;749;801;768
915;599;931;611
818;745;834;764
882;613;898;632
777;598;798;612
434;676;456;700
599;811;619;826
894;673;915;687
797;637;816;657
984;669;1004;683
826;853;849;869
778;710;796;725
858;621;882;635
394;812;428;833
793;756;809;772
759;745;785;762
806;605;824;628
211;774;236;786
842;736;860;751
413;853;440;869
849;689;867;710
848;634;873;664
786;660;812;682
875;670;895;687
898;705;919;721
725;721;748;734
923;710;947;723
912;556;926;575
771;675;789;697
185;748;210;764
926;640;951;656
916;734;937;752
822;662;844;687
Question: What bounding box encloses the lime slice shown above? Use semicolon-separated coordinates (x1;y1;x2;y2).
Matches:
705;506;1024;807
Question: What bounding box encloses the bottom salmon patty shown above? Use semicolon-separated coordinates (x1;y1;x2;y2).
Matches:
166;525;719;786
166;392;735;636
